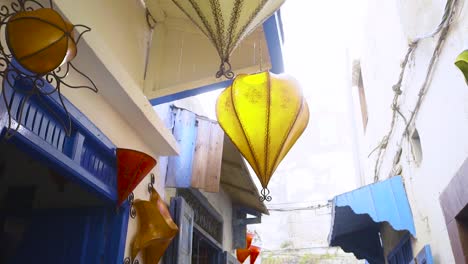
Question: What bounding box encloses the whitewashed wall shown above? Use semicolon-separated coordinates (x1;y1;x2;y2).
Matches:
356;0;468;262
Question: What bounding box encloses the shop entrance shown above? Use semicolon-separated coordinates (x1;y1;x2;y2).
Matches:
0;140;126;264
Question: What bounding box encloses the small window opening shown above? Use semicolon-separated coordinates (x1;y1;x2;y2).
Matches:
410;129;423;165
352;60;368;131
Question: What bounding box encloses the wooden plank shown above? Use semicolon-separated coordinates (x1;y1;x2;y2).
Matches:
166;109;197;188
203;123;224;192
191;118;211;188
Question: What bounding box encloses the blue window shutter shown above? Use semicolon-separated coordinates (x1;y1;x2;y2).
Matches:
166;108;197;188
409;245;433;264
164;107;224;192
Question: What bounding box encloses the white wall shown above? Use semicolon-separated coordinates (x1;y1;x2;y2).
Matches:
358;0;468;262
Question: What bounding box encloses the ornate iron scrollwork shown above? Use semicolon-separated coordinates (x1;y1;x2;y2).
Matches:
128;192;136;219
147;173;155;193
0;0;97;139
259;188;272;202
124;257;140;264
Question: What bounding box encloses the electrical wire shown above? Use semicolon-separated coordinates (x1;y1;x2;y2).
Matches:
267;202;331;212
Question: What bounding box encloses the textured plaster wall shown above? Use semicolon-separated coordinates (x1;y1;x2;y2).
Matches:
61;66;166;264
357;0;468;262
55;27;168;264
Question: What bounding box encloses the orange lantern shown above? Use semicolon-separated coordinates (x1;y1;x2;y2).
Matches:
236;232;256;263
249;245;261;264
246;232;254;248
6;8;77;75
116;148;157;205
236;248;250;263
131;188;178;263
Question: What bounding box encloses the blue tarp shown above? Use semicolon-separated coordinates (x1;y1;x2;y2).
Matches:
328;176;416;264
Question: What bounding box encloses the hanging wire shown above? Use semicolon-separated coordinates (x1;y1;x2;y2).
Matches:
369;0;461;181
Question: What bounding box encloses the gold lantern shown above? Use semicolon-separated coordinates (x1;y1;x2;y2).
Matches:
131;188;178;264
455;50;468;84
170;0;285;78
0;1;96;139
216;71;309;201
6;8;77;75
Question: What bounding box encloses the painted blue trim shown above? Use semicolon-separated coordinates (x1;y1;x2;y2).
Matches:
150;11;285;106
263;12;285;74
150;80;232;105
0;73;118;202
110;201;131;264
329;176;416;264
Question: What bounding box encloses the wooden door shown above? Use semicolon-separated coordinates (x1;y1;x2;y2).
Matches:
165;197;194;264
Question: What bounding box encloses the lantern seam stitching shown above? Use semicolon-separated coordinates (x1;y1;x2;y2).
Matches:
225;0;243;57
7;15;71;74
231;0;269;53
268;81;305;184
264;71;271;187
185;0;223;58
230;76;262;179
210;0;225;59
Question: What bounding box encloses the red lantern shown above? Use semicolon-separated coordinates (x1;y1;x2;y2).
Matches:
249;245;261;264
237;232;257;263
236;248;250;263
116;148;156;205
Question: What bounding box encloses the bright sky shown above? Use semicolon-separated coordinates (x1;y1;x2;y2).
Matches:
193;0;368;250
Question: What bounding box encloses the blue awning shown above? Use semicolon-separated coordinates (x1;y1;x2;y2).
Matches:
328;176;416;264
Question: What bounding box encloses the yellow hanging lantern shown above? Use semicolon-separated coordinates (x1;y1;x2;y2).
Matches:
171;0;285;78
6;8;77;75
455;50;468;85
216;71;309;201
131;188;178;263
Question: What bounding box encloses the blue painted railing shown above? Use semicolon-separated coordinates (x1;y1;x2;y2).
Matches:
0;76;117;202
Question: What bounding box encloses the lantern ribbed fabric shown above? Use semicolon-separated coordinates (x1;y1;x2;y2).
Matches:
116;148;157;205
249;245;261;264
455;50;468;84
236;248;250;263
216;71;309;189
236;232;255;263
131;188;178;263
6;8;76;75
170;0;285;77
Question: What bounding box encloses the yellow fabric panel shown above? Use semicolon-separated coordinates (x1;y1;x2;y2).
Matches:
170;0;285;60
216;72;309;188
216;84;262;178
131;189;178;263
455;50;468;85
6;8;76;74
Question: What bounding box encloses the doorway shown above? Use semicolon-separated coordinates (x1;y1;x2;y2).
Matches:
0;140;126;264
192;227;223;264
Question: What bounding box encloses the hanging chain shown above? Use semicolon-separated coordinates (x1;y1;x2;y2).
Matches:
147;173;155;193
128;192;136;218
